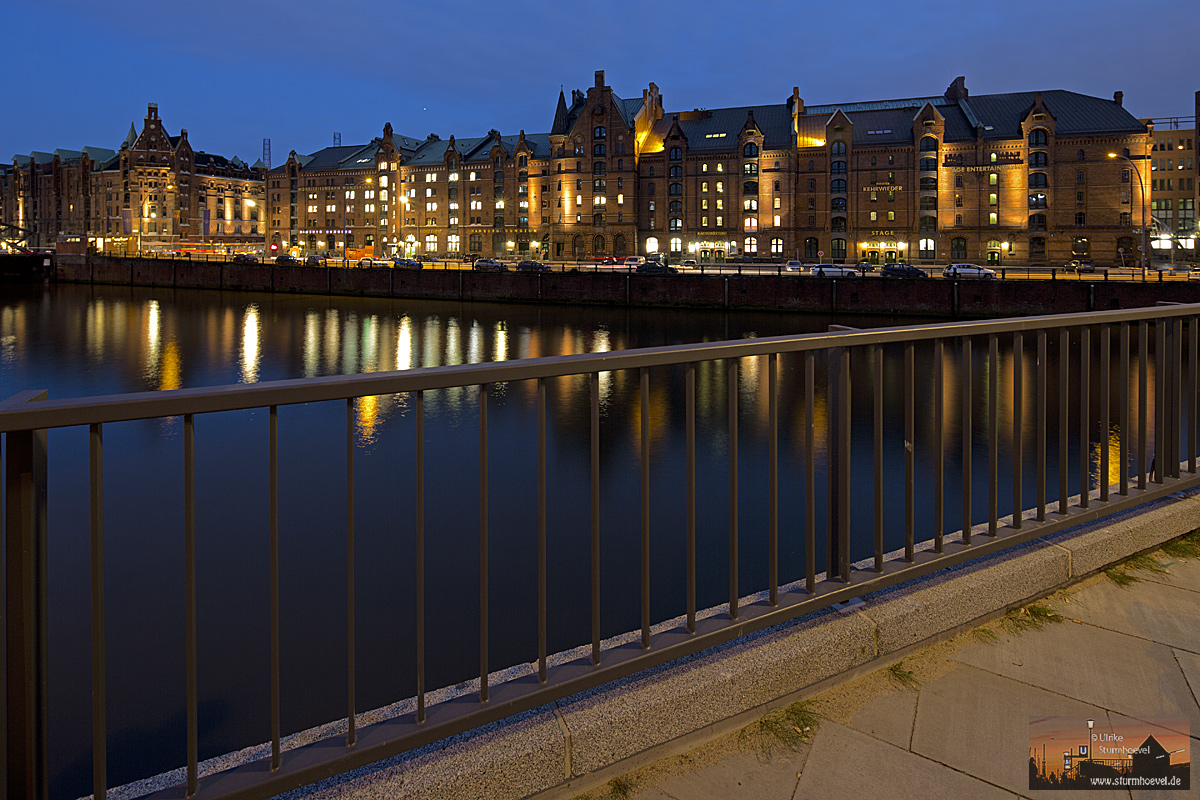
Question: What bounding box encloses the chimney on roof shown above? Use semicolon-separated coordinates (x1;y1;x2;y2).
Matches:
1113;91;1123;106
790;86;804;115
944;76;968;102
595;70;605;89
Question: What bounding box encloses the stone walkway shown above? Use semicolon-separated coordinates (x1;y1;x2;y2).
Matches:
573;540;1200;800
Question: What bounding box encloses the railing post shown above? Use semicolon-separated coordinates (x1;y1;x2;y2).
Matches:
4;390;50;800
827;327;855;582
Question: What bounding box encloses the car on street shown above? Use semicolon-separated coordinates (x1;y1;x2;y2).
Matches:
473;258;508;271
785;260;804;272
232;253;259;264
357;257;394;267
392;258;422;269
854;260;876;274
623;256;646;268
306;255;328;266
880;262;928;278
942;263;997;279
635;261;678;275
1189;268;1200;282
275;254;301;266
517;259;549;272
680;259;697;268
808;264;857;277
1065;259;1098;273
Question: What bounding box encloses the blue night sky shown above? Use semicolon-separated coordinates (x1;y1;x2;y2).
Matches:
4;0;1196;164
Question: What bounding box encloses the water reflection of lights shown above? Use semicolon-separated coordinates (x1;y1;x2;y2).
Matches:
493;321;508;362
356;394;381;446
445;318;462;366
159;341;182;391
396;315;413;371
303;311;320;377
361;315;379;373
467;321;484;364
341;313;359;374
1091;425;1124;491
240;304;260;383
593;326;614;409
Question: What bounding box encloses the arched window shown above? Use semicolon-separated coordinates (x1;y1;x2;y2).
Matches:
669;146;682;160
808;179;816;191
648;166;654;176
593;162;606;175
831;161;847;174
669;237;682;253
831;217;846;232
1029;173;1048;189
593;213;604;226
669;165;682;179
1029;152;1048;168
743;142;758;158
743;198;758;211
955;174;963;187
743;216;757;232
424;233;437;251
919;157;937;171
743;181;758;195
770;237;783;254
831;197;847;211
1030;237;1046;257
1029;128;1048;147
669;200;682;213
951;237;967;260
572;235;584;256
1077;149;1085;161
594;143;606;157
1028;213;1047;231
831;238;847;259
668;183;682;195
919;238;935;259
669;217;682;231
774;180;781;190
919;177;937;191
743;162;758;176
831;179;846;193
594;126;606;139
808;160;815;171
1029;192;1047;209
920;136;939;152
645;237;659;253
989;173;998;186
831;141;846;156
919;215;937;231
594;235;606;253
614;234;627;256
701;181;708;193
744;236;758;253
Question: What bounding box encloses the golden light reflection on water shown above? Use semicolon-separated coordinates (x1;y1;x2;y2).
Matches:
356;394;381;445
159;341;181;391
1092;425;1125;491
396;316;413;372
239;304;260;383
304;311;320;377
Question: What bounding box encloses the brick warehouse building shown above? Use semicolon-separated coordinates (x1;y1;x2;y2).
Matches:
277;72;1148;267
1;103;265;254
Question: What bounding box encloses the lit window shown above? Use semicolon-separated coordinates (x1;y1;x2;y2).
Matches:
744;236;757;253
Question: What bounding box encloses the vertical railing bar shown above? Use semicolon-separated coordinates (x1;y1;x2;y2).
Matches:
961;338;972;544
1;428;5;800
1138;321;1148;490
641;367;651;644
988;333;998;535
537;378;547;683
1120;323;1130;495
767;354;778;606
685;363;696;630
1080;326;1091;509
728;360;739;618
89;423;107;800
1173;318;1183;478
1155;321;1165;484
415;392;425;723
1036;329;1047;521
1191;318;1197;474
1100;328;1110;503
1058;329;1069;515
873;344;883;571
478;385;489;701
804;352;815;593
904;341;914;561
345;399;356;743
183;414;198;796
1012;332;1023;529
838;346;851;582
589;373;600;664
268;407;280;768
934;339;944;552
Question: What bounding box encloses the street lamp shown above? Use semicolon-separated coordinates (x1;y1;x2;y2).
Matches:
1108;152;1147;279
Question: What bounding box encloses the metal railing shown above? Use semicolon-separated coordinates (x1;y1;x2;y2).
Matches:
3;303;1199;800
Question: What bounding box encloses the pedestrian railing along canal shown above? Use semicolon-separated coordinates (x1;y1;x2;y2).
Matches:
3;303;1200;800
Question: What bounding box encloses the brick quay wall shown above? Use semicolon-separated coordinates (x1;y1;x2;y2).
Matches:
53;255;1200;319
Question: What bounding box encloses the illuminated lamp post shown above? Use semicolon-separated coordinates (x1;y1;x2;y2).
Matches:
1108;152;1147;280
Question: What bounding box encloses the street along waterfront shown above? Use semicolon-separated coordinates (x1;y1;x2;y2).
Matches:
0;283;1160;799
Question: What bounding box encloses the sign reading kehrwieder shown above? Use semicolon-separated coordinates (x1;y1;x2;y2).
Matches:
1028;716;1190;790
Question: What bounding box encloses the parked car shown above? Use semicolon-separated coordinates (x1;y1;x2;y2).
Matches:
623;256;646;268
306;255;328;266
1189;268;1200;281
880;262;928;278
275;254;301;266
392;258;422;270
785;260;804;272
357;257;393;267
517;259;549;272
460;252;480;262
635;261;678;275
942;263;997;279
680;259;698;268
808;264;857;277
231;253;259;264
1065;259;1098;273
854;260;876;273
473;258;508;271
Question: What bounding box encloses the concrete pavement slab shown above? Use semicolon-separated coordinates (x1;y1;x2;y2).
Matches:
951;620;1198;737
846;688;918;750
1175;649;1200;716
1058;578;1200;655
909;665;1121;798
650;748;805;800
1137;553;1200;593
793;720;1018;800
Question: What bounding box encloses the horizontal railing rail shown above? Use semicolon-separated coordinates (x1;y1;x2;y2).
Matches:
3;302;1199;800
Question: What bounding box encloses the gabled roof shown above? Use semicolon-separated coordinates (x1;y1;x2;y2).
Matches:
644;104;796;152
